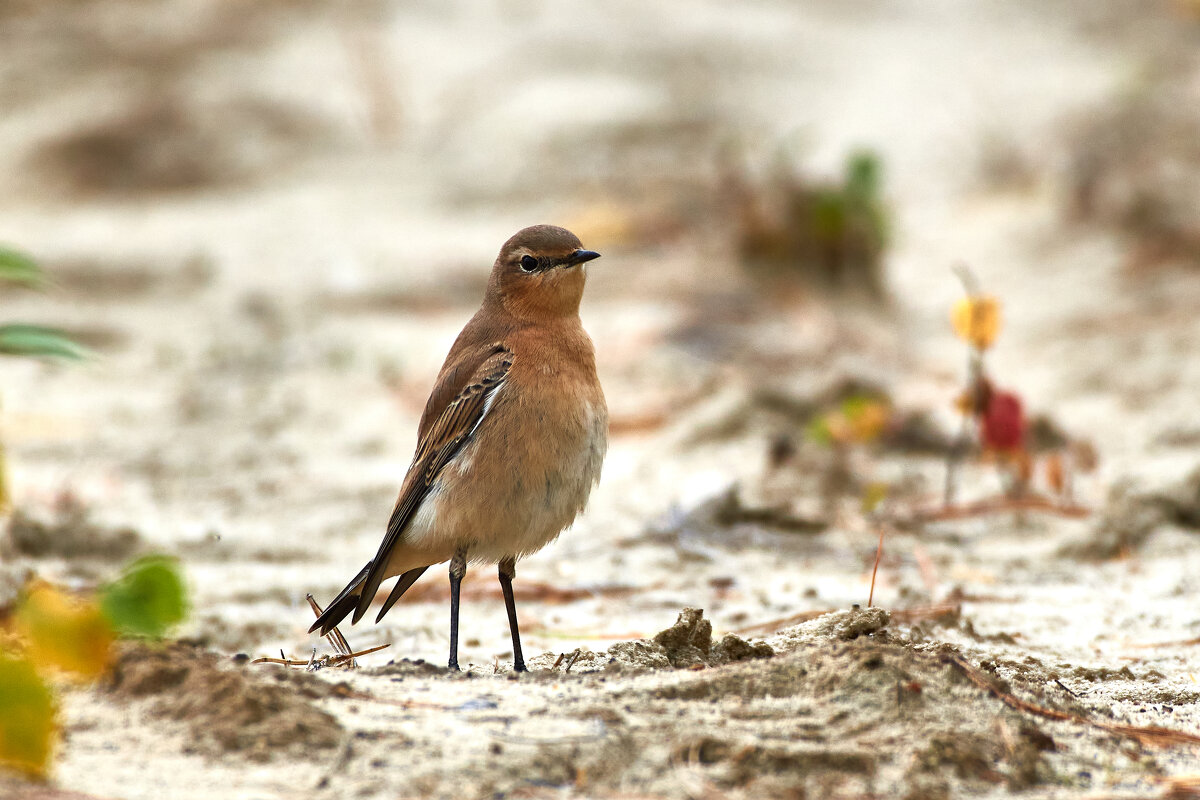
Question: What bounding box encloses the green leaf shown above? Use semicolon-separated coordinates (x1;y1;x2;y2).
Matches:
100;556;188;638
810;189;846;239
0;653;58;778
0;247;44;288
845;151;881;200
839;393;878;419
0;325;89;360
805;414;834;447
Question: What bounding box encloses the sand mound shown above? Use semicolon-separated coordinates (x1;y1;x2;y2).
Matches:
3;504;142;562
106;642;344;763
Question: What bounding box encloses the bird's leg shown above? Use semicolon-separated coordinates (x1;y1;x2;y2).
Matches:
448;549;467;671
498;557;526;673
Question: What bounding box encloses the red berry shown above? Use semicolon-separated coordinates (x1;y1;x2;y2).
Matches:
981;390;1025;451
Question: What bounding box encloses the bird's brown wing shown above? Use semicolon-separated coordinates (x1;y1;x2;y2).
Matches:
350;343;514;623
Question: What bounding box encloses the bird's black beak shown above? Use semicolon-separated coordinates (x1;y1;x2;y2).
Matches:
565;249;601;267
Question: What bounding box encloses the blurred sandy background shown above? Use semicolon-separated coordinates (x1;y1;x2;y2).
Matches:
3;1;1200;798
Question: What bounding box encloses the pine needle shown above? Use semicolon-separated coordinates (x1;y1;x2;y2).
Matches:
868;525;885;607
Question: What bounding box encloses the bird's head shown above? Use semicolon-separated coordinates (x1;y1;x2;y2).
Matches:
487;225;600;320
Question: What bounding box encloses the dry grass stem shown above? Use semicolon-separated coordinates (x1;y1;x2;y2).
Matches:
868;526;885;606
902;495;1091;524
251;643;390;670
946;654;1200;749
251;595;389;670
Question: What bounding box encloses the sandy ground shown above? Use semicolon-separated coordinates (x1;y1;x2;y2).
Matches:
3;1;1200;797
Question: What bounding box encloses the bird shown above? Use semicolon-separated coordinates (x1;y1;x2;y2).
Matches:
309;225;608;673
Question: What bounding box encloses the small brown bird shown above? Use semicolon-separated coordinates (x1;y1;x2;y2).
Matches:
310;225;607;672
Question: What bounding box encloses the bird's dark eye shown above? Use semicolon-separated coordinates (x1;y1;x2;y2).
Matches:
519;255;538;272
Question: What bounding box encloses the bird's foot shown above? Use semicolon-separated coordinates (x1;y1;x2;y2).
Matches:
513;657;527;673
447;659;460;672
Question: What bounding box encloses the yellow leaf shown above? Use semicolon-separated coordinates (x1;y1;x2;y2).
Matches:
16;583;114;680
815;398;891;445
0;653;58;778
847;401;890;442
861;482;889;514
951;295;1002;350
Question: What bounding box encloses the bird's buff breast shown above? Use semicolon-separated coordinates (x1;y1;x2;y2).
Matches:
406;382;608;563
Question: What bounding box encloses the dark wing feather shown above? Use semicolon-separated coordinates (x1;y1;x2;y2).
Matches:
309;563;370;634
374;565;429;623
349;344;513;623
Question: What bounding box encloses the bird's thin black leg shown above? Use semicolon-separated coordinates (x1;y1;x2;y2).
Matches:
448;549;467;671
498;557;526;673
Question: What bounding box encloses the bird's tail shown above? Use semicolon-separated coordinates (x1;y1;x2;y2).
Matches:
309;563;370;635
375;565;428;623
309;563;429;636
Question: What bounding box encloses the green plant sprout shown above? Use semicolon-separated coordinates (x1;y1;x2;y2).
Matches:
0;247;88;361
0;246;88;510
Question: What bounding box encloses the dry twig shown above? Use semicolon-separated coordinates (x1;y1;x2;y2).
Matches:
733;601;962;637
395;576;646;606
1161;774;1200;800
551;648;585;671
946;653;1200;748
732;609;833;637
1125;637;1200;650
868;526;885;606
889;603;962;623
901;494;1090;524
251;643;390;670
251;594;389;670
